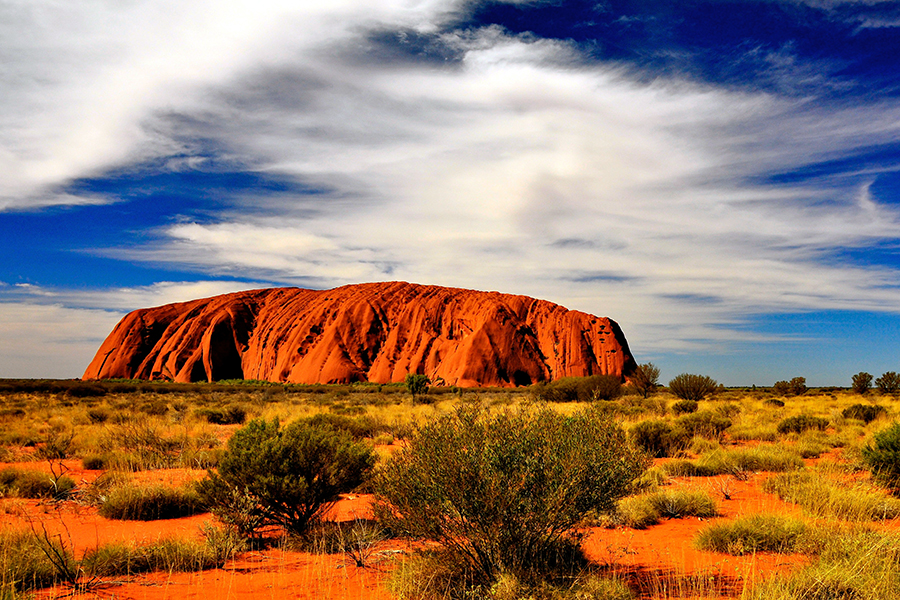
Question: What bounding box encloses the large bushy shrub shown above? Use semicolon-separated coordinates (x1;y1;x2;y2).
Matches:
668;374;718;402
374;404;647;588
862;422;900;492
198;418;375;537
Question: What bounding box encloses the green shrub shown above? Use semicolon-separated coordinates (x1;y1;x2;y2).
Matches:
304;413;385;440
695;514;807;555
852;372;873;395
668;374;718;402
773;377;807;397
842;403;887;424
534;375;622;403
671;399;699;415
862;422;900;491
776;414;828;435
198;418;375;537
629;419;689;458
674;410;732;439
876;371;900;394
0;468;75;499
81;455;107;470
374;404;647;588
99;483;207;521
404;374;430;397
195;405;247;425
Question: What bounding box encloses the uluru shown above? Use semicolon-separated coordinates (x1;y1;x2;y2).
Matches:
83;281;636;387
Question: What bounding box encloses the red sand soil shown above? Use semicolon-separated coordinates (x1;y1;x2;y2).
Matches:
2;454;881;600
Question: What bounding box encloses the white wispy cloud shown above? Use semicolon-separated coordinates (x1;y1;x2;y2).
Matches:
3;1;900;377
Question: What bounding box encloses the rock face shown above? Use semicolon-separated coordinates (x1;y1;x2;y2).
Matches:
83;282;636;387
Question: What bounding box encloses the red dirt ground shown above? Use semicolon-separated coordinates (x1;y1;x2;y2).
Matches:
0;453;874;600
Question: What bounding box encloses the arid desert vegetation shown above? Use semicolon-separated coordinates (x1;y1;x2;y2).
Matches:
1;370;900;599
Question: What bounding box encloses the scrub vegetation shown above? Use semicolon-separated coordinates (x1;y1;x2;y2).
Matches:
0;375;900;599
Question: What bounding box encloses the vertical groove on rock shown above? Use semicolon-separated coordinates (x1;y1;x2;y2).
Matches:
83;282;636;387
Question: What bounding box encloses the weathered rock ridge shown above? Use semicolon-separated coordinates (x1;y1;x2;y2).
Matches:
83;282;636;387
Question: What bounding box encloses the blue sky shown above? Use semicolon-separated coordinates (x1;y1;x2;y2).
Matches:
2;0;900;385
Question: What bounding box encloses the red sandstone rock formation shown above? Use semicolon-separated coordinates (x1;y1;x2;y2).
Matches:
83;282;636;387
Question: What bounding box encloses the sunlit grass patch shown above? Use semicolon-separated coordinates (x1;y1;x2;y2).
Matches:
615;489;717;529
763;470;900;521
98;482;207;520
745;531;900;600
695;513;809;555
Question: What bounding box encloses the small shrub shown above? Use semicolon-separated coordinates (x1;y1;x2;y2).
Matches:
195;405;247;425
533;375;621;403
81;455;107;470
852;372;873;395
86;408;110;424
630;420;688;458
862;422;900;492
674;410;732;439
630;362;660;398
668;374;718;402
842;403;887;424
198;418;375;537
776;414;828;435
695;514;807;555
876;371;900;394
671;399;699;415
99;483;207;521
764;398;785;407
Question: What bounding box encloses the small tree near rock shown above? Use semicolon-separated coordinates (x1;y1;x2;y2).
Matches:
404;373;430;398
631;363;661;398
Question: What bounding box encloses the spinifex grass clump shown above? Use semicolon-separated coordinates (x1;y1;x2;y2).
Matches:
615;489;717;529
745;531;900;600
695;513;809;555
763;470;900;521
374;403;647;596
98;483;207;521
0;468;75;499
0;529;74;595
663;445;804;477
